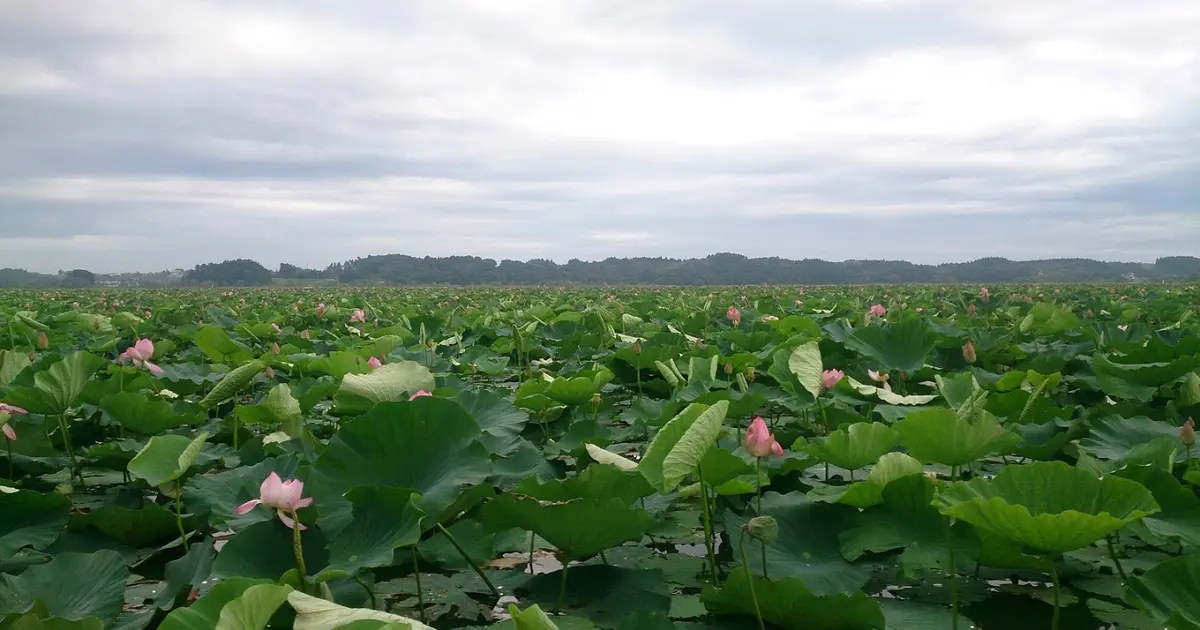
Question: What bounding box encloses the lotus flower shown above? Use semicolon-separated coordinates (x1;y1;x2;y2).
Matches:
235;472;313;530
868;304;886;318
968;304;977;316
1118;324;1128;332
1182;417;1195;446
315;303;325;316
367;356;382;370
745;416;784;458
867;369;887;383
727;306;741;326
409;390;432;401
0;403;26;441
350;309;366;323
821;369;844;390
119;339;164;375
979;287;990;303
963;339;977;363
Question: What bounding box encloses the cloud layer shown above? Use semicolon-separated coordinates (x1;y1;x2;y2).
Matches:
1;0;1197;273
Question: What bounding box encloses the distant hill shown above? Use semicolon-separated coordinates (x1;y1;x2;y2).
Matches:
4;254;1196;288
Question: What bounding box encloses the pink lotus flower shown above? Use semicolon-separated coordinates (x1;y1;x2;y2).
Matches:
350;309;366;323
744;416;784;458
727;306;741;326
0;403;26;441
868;304;886;318
315;303;325;316
119;339;164;375
968;304;977;316
409;389;432;401
367;356;382;370
979;287;990;303
1118;324;1128;332
867;369;887;383
235;472;313;530
963;340;977;363
821;369;844;390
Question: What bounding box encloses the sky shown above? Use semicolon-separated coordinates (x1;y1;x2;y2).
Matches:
0;0;1198;274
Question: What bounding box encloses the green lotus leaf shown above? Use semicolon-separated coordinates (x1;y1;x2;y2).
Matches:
808;422;900;471
700;567;885;630
895;408;1020;467
479;495;653;561
933;461;1160;554
638;400;728;492
1127;552;1200;630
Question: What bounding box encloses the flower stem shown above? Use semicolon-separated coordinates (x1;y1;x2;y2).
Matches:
1049;559;1061;630
56;415;84;489
290;509;307;587
557;560;570;613
739;529;766;630
174;481;188;553
697;463;719;584
946;515;958;630
353;574;377;610
755;457;767;579
528;532;536;573
436;522;501;599
412;551;426;624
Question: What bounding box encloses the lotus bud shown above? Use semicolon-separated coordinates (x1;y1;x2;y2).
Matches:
968;304;976;316
744;515;779;543
264;366;275;379
271;342;280;355
1182;417;1196;446
979;287;990;303
745;366;755;382
963;340;976;364
633;342;642;354
724;362;733;375
591;393;601;406
727;305;741;326
37;331;48;349
821;369;844;390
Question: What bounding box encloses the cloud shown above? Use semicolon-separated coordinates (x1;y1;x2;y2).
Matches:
0;0;1197;273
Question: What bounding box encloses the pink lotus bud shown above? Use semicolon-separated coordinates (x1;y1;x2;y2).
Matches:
234;472;313;530
271;342;280;354
968;304;976;316
821;369;844;390
724;362;733;375
316;303;325;315
744;416;784;458
367;356;382;370
1182;417;1195;446
145;310;152;318
727;306;741;326
265;366;275;379
37;331;48;349
867;369;888;384
350;309;366;323
2;423;15;441
979;287;990;303
633;342;642;354
963;340;976;363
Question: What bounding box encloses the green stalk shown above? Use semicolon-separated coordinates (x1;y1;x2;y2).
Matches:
1106;534;1127;581
174;481;188;553
755;457;767;579
946;515;958;630
739;529;767;630
56;415;84;489
557;560;570;613
290;509;308;590
413;551;426;624
5;435;12;480
353;574;377;610
528;532;536;573
697;464;720;584
1049;559;1061;630
436;522;501;599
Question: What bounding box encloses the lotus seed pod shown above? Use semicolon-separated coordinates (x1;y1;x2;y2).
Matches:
744;515;779;543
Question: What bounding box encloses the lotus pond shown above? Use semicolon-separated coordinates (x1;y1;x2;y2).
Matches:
0;284;1198;630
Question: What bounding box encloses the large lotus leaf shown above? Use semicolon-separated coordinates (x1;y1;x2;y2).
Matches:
507;604;559;630
70;501;179;548
332;361;436;416
0;488;69;557
1116;464;1200;547
479;495;653;561
513;565;670;627
0;551;128;624
584;443;639;471
786;341;824;400
808;452;924;509
1078;415;1188;464
212;583;293;630
844;318;938;373
638;400;728;492
308;398;490;532
842;377;939;406
127;433;209;487
211;519;328;581
515;463;655;505
193;326;254;363
159;577;273;630
184;455;302;530
0;350;32;386
155;539;215;611
1127;552;1200;630
1018;303;1080;337
724;492;870;595
99;392;196;435
838;474;978;577
894;408;1020;467
879;600;976;630
320;487;425;578
453;389;528;456
235;383;302;433
1092;353;1199;402
808;422;900;471
933;461;1160;554
700;567;885;630
2;352;106;416
288;590;435;630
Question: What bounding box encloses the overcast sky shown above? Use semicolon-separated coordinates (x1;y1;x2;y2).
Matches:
1;0;1197;273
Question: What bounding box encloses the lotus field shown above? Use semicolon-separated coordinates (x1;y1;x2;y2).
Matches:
2;284;1200;630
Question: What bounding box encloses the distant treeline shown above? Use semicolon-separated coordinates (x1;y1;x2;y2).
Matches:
3;254;1198;288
